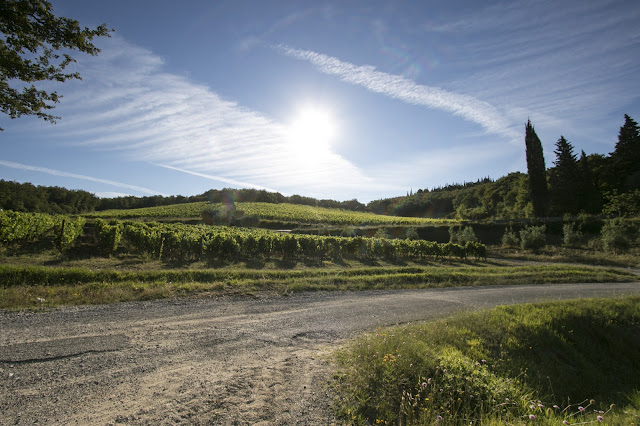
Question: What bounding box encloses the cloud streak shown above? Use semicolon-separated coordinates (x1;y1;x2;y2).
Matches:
275;44;520;141
0;160;166;196
153;163;279;193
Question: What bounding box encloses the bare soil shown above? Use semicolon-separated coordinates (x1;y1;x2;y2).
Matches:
1;282;639;425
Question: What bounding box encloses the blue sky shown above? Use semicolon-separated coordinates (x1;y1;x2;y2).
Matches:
1;0;639;202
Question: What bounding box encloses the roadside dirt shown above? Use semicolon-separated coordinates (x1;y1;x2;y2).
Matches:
1;282;639;425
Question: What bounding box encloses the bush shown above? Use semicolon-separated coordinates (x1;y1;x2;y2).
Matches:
405;226;419;240
501;226;519;247
340;226;356;237
601;218;635;253
449;226;477;245
562;222;584;247
375;228;390;239
520;225;546;250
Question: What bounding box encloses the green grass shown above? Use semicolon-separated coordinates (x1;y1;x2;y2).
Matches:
332;296;640;425
0;262;636;310
491;245;640;269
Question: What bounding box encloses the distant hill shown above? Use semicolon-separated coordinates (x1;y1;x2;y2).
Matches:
368;173;532;220
2;112;639;220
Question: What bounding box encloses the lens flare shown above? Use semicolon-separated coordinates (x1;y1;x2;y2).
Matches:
286;106;338;155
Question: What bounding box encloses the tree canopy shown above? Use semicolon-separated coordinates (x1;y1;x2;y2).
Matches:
0;0;111;129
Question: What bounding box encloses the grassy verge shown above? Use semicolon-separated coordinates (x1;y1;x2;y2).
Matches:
490;245;640;269
0;263;636;310
332;296;640;425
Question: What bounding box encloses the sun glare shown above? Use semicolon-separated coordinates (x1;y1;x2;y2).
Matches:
286;106;338;155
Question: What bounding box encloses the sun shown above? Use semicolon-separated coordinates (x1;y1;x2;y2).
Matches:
286;106;338;155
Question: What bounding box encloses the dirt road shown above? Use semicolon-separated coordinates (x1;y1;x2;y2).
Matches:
1;282;639;425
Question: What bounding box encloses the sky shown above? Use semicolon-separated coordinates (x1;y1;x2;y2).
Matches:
1;0;639;203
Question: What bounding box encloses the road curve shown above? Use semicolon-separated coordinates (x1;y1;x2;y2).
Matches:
1;282;639;425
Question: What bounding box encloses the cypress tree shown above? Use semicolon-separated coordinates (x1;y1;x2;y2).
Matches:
525;120;548;217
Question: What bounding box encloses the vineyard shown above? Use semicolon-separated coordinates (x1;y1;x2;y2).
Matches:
90;201;458;227
0;210;484;263
3;208;638;310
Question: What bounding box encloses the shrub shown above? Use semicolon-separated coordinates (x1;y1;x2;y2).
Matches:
601;218;634;253
459;226;478;244
340;226;356;237
520;225;546;250
449;226;477;245
562;222;584;247
501;226;519;247
405;226;419;240
375;228;390;239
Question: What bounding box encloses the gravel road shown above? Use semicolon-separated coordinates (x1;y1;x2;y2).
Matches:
1;282;639;425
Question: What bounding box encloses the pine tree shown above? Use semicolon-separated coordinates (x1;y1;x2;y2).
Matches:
549;136;579;214
610;114;640;190
525;120;548;217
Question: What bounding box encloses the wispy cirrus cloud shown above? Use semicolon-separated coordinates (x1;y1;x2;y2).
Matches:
275;44;520;142
0;160;166;195
32;36;374;199
424;0;640;146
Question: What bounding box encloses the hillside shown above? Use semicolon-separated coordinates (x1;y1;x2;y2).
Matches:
88;201;456;227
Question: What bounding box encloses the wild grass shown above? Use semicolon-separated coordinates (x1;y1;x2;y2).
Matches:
0;262;635;310
332;296;640;425
491;245;640;269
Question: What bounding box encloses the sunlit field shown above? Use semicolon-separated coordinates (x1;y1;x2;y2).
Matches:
88;201;458;226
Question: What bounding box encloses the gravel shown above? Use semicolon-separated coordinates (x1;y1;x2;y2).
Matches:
1;282;639;425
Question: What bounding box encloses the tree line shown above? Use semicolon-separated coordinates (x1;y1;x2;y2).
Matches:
2;115;638;219
0;180;99;214
524;114;640;218
369;114;640;219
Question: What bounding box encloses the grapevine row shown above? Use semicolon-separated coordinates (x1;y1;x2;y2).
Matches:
95;219;486;262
